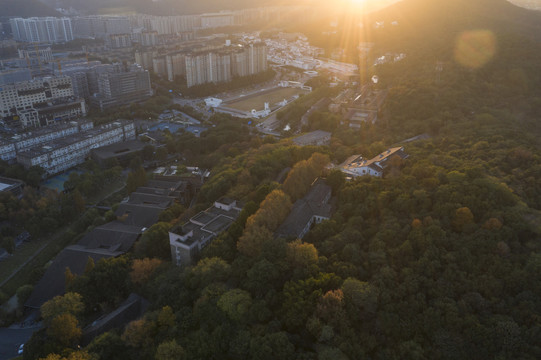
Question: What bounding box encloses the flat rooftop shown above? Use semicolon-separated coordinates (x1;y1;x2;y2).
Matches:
202;215;234;234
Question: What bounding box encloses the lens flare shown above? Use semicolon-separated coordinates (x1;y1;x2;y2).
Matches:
454;30;497;69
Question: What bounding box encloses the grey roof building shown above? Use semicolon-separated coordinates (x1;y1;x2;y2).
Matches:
169;198;242;266
292;130;331;147
25;178;185;310
276;178;333;240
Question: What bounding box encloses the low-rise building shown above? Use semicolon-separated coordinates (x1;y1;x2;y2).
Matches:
25;177;184;310
276;178;333;239
0;120;93;162
340;146;408;178
169;198;242;266
0;176;25;197
16;121;135;176
293;130;331;146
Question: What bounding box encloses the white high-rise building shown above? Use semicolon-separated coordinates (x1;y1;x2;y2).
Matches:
10;17;74;43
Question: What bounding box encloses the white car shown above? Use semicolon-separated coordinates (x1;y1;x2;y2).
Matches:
18;343;24;355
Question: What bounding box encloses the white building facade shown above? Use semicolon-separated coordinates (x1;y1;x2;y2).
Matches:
16;121;134;175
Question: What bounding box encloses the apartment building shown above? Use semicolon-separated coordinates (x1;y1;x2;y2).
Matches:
72;16;131;38
0;121;93;162
17;121;135;175
10;17;74;43
90;65;152;111
184;42;267;87
200;13;234;28
0;76;87;127
106;34;133;49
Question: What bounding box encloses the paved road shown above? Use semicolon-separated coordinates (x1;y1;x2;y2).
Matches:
0;326;38;360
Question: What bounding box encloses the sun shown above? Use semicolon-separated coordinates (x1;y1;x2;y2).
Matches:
346;0;369;11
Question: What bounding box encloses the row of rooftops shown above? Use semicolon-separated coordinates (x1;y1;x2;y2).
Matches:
25;177;188;309
0;120;92;146
16;121;133;158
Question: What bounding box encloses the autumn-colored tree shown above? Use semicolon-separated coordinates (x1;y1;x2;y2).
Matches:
483;217;503;230
286;240;319;267
41;292;84;325
131;258;163;285
282;153;329;201
316;289;345;326
237;189;292;257
122;319;153;348
47;313;82;347
246;189;292;231
237;225;273;257
39;351;93;360
190;257;231;287
452;207;474;232
411;218;422;229
84;257;95;274
65;267;76;288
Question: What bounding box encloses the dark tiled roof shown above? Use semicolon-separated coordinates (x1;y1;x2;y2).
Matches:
115;203;164;228
145;179;183;190
77;227;140;253
276;179;332;239
127;192;175;208
82;293;149;345
25;246;120;309
91;140;146;160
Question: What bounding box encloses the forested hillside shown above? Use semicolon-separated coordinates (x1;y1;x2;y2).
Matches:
22;0;541;359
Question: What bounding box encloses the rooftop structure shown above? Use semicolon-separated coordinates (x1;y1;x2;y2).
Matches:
340;147;408;178
82;293;149;345
276;178;333;239
169;198;242;266
91;140;146;166
0;176;25;197
293;130;331;146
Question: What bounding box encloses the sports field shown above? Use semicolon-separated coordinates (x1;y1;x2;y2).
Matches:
225;87;307;112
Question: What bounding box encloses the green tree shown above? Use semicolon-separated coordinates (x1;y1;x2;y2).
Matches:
155;339;186;360
217;289;252;322
133;222;171;259
16;284;33;307
86;331;129;360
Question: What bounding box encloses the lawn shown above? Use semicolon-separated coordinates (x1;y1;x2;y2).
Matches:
0;240;48;286
225;87;307;112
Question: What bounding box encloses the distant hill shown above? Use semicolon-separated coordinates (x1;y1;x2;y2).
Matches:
0;0;59;17
37;0;281;15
